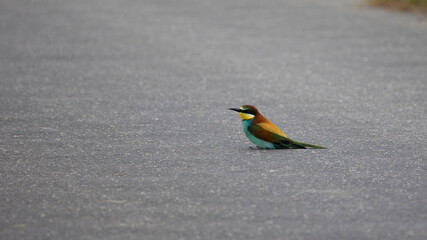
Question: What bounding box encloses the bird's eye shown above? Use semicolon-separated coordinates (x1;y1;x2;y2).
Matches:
242;109;255;115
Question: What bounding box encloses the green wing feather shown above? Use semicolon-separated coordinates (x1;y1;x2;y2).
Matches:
247;124;304;149
248;124;326;149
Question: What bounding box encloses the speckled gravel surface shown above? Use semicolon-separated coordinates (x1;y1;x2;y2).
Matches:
1;0;426;239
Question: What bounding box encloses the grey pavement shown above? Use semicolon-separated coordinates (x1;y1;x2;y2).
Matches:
1;0;426;239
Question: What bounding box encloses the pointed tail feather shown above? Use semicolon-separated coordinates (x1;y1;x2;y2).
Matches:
292;140;326;149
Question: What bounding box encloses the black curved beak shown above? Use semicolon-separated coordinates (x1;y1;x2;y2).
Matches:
228;108;241;112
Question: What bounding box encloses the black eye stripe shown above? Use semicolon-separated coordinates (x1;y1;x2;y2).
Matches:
242;109;256;115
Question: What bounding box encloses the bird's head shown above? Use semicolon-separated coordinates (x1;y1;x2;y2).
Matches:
228;105;259;121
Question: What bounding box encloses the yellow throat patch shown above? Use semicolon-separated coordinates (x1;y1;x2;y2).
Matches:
238;112;255;121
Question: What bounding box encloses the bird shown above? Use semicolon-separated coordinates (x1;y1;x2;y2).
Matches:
229;105;326;149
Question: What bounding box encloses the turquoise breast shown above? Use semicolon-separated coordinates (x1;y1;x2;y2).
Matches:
241;120;275;149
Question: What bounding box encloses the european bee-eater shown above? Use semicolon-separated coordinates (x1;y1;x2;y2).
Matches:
229;105;326;149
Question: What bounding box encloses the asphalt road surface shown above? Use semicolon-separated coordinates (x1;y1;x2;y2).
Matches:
1;0;426;239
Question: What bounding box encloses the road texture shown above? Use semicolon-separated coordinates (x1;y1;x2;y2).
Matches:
0;0;426;239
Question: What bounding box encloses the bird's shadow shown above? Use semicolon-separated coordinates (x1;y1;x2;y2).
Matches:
248;146;304;151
